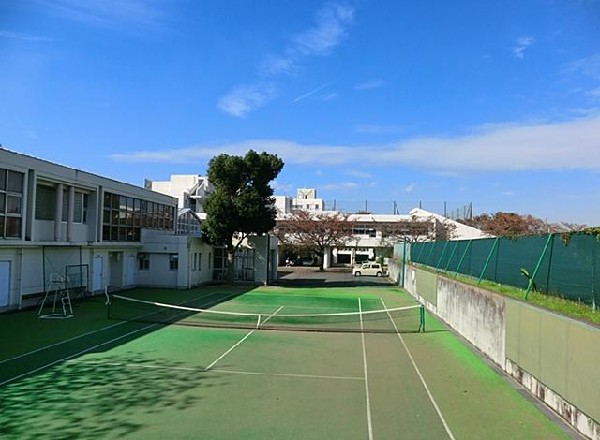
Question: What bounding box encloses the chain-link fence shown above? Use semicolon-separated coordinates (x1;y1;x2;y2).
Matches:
410;233;599;306
322;200;473;220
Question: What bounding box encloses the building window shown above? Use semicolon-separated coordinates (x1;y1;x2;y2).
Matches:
198;253;202;271
60;191;89;223
169;254;179;271
0;169;24;239
193;252;198;271
101;191;175;242
138;253;150;270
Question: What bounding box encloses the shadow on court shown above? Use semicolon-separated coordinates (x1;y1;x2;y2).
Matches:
0;354;225;439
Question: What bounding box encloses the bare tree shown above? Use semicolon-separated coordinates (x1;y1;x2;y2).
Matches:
274;211;354;270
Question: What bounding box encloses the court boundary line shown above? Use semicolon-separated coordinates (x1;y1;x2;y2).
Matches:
0;291;235;366
204;306;284;371
382;299;456;440
74;359;364;381
358;298;374;440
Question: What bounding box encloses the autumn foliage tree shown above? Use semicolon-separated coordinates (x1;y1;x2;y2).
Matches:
460;212;582;237
274;211;354;270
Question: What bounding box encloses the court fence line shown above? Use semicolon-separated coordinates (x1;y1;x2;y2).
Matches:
409;232;600;307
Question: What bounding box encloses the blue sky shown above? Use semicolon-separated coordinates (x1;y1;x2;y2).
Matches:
1;0;599;225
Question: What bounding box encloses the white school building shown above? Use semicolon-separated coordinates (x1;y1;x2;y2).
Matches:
0;149;277;311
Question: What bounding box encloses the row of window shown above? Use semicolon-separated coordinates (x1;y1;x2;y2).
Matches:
102;192;175;242
35;185;89;223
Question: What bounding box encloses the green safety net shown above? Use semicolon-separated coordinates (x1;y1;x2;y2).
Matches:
410;233;599;305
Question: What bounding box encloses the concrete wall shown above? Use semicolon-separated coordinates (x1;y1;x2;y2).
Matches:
388;259;600;440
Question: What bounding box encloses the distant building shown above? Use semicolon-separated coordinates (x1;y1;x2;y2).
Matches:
274;188;490;268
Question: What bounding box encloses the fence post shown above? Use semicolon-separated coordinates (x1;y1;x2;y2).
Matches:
400;240;407;287
477;237;500;284
525;234;555;300
444;241;460;272
425;241;437;266
436;241;449;269
454;239;472;277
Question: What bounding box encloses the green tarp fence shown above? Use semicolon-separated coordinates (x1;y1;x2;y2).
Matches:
410;233;599;306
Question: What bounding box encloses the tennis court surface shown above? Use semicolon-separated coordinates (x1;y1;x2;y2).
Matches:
0;284;576;439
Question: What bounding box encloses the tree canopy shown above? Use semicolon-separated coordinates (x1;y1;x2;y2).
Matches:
460;212;584;237
202;150;284;282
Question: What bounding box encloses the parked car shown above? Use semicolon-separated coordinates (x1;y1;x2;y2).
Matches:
352;263;386;277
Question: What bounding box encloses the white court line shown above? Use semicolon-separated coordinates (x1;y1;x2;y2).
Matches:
358;298;374;440
0;323;157;387
204;306;284;371
381;300;456;440
76;360;363;381
0;292;234;366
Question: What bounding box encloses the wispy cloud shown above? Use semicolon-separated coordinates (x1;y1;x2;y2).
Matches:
564;53;600;80
292;81;334;103
345;170;372;179
292;3;354;56
354;124;404;134
404;183;415;193
221;3;354;117
217;83;277;118
112;115;600;172
0;31;52;41
513;36;534;59
354;79;384;91
321;182;359;191
38;0;166;29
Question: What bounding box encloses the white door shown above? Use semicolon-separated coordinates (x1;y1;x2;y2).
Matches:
126;256;135;286
0;261;10;307
92;256;103;291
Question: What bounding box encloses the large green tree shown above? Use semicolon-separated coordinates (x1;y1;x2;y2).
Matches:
202;150;284;283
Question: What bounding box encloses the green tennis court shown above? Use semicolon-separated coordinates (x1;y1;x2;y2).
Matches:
0;284;574;439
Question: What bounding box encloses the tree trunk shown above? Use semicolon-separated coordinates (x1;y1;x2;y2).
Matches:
317;250;324;271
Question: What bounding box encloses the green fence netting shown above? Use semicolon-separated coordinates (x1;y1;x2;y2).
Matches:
410;233;599;306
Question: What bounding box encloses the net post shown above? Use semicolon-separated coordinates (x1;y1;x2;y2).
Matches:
105;286;112;319
419;305;425;332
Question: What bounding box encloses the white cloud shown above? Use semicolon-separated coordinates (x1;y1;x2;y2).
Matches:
564;53;600;80
354;124;404;134
354;80;384;91
39;0;165;28
217;83;277;117
293;3;354;56
345;170;372;179
404;183;415;193
513;36;534;59
0;31;52;41
221;2;353;117
321;182;358;191
292;81;334;103
112;115;600;171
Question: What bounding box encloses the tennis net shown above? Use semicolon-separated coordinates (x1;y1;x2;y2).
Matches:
107;294;425;333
